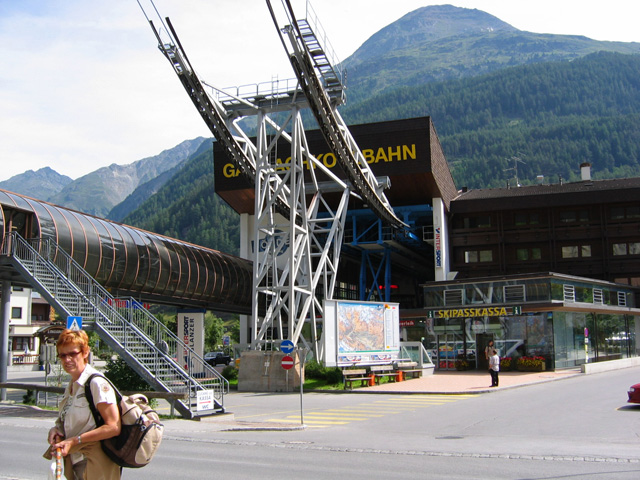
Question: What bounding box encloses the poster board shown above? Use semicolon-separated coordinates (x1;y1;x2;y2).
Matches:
177;310;205;373
323;300;400;367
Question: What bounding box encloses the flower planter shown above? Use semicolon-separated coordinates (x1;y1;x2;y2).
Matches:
516;357;546;372
516;364;546;372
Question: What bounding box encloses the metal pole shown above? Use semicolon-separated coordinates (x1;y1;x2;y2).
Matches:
299;348;306;426
0;281;11;401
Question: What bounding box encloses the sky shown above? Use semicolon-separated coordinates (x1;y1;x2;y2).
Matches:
1;0;639;182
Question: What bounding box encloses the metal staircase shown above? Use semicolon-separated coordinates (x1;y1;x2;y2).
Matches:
268;0;406;229
1;232;227;419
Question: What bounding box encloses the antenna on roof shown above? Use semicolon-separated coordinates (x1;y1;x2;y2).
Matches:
503;155;526;187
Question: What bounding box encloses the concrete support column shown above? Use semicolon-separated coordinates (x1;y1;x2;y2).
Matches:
239;213;253;347
0;281;11;401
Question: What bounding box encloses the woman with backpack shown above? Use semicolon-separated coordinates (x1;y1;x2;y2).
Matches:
46;329;122;479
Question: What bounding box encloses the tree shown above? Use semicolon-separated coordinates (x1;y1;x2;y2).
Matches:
204;312;225;352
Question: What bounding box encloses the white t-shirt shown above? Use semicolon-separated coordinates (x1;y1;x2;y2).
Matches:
489;354;500;372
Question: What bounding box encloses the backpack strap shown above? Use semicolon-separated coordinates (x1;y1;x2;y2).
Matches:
84;373;123;428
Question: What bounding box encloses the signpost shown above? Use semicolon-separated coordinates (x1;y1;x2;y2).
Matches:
584;327;589;363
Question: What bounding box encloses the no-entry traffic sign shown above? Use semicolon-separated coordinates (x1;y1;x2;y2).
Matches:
281;355;294;370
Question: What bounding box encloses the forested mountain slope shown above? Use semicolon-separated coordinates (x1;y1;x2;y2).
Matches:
342;52;640;187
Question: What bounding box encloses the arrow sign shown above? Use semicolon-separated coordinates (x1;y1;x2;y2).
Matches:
281;355;294;370
280;339;294;354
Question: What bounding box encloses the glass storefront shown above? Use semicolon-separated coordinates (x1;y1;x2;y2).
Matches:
420;273;640;371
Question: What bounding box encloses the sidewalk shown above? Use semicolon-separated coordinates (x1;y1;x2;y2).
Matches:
361;368;582;394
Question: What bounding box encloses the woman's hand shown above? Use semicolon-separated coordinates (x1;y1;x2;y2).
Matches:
52;436;77;457
48;426;64;446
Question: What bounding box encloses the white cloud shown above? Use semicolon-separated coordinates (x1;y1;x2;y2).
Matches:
0;0;638;181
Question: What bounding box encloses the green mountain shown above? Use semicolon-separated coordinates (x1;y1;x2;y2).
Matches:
343;5;640;102
121;144;240;255
341;51;640;188
48;137;206;217
105;6;640;250
0;167;72;201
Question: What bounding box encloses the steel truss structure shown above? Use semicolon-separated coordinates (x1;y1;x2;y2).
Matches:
140;0;403;361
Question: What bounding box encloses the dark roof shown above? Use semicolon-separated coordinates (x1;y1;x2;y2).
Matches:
452;177;640;213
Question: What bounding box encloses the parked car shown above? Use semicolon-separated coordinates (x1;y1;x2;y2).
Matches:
204;351;231;366
628;383;640;404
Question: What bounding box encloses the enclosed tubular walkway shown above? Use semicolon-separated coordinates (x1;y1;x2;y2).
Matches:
0;188;252;313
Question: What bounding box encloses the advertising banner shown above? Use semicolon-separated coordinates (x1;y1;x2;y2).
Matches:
177;310;205;373
323;299;400;367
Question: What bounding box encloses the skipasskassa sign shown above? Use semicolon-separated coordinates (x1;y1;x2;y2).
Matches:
427;306;522;319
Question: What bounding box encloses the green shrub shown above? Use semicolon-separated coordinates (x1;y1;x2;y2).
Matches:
103;357;151;391
23;389;35;405
324;367;343;385
304;360;342;384
221;365;238;381
304;360;326;380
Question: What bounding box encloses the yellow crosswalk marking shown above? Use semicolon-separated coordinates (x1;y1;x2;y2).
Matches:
323;410;385;417
298;414;369;421
263;394;474;427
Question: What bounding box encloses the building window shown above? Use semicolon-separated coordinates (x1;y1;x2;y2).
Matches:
593;288;603;304
514;212;540;226
610;205;640;221
561;245;591;258
462;215;492;229
517;248;542;261
559;209;589;223
464;249;493;263
504;285;525;303
563;285;575;302
11;307;22;319
617;291;627;307
444;289;463;306
613;242;640;256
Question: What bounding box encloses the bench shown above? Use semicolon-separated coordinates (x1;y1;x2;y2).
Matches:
342;369;370;390
395;361;423;379
369;365;397;384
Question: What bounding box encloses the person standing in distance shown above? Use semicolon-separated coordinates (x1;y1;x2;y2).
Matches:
484;340;496;364
46;329;122;479
489;349;500;387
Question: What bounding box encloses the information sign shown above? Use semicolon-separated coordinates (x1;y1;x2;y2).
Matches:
196;390;214;411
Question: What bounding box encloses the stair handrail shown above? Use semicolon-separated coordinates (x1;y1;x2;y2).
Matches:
4;232;228;396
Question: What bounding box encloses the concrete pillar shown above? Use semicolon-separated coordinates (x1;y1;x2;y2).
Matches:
239;213;252;346
1;281;11;401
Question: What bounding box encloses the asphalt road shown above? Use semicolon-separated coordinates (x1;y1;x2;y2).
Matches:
2;366;639;479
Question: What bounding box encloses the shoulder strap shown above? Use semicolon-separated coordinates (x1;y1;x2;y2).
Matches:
84;373;123;427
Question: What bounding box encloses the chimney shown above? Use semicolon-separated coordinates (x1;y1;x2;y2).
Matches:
580;162;592;181
536;175;544;185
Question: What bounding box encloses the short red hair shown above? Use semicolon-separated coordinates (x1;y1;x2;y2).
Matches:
56;329;89;353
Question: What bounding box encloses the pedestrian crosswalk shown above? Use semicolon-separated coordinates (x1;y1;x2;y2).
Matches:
263;394;476;427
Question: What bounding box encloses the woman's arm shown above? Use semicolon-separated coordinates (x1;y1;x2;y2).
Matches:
53;402;121;456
